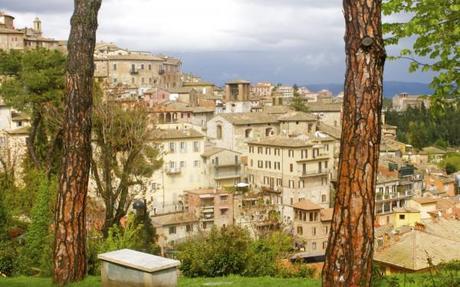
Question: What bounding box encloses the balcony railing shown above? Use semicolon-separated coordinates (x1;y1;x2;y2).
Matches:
300;169;329;177
166;167;181;175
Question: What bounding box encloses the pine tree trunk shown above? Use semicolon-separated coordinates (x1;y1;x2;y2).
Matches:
322;0;385;286
53;0;102;285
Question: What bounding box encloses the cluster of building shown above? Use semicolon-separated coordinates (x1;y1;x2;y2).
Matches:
1;11;460;272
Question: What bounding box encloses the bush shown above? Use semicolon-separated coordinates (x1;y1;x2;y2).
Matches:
245;231;293;276
0;240;18;276
177;226;251;277
87;213;144;275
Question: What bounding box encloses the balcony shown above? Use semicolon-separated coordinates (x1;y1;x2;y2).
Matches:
261;185;282;194
166;167;181;175
300;169;329;178
214;171;241;180
201;206;214;214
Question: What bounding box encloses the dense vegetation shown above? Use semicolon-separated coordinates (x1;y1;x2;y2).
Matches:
177;226;314;278
385;105;460;149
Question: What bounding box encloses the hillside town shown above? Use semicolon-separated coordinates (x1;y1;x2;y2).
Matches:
1;11;460;280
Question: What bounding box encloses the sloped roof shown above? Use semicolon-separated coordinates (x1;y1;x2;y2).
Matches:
217;112;279;125
6;126;29;135
151;212;198;227
247;136;313;148
293;199;321;210
320;208;334;221
413;197;438;205
201;146;240;158
374;230;460;271
306;102;342;112
278;111;316;122
262;105;294;114
152;128;204;140
317;122;341;139
420;146;447;155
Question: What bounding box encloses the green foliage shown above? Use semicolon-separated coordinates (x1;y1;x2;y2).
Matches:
134;208;160;254
0;49;66;172
245;231;293;276
290;84;309;113
385;106;460;148
383;0;460;107
87;213;145;275
177;226;251;277
19;171;57;276
0;241;18;276
440;153;460;175
177;227;304;278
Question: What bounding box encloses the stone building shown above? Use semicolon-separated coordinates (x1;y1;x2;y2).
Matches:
224;80;250;102
246;134;335;222
392;92;430;111
201;147;243;188
0;12;59;51
148;127;207;214
292;200;333;256
184;188;234;229
94;43;182;90
251;82;273;98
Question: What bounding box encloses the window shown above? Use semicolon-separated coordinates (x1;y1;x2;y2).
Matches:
312;227;316;236
113;78;117;83
323;241;327;250
276;178;282;187
113;63;117;70
258;147;263;154
258;160;263;168
168;226;176;234
290;164;293;172
141;64;144;70
399;214;405;220
141;77;145;84
180;161;186;168
193;141;200;152
324;226;328;235
288;149;294;157
216;124;223;139
245;128;252;138
169;161;176;169
297;226;303;235
186;224;193;233
193;160;200;167
265;147;271;155
274;148;280;156
322;194;327;203
312;242;317;250
249;146;254;153
148;64;152;70
266;127;273;136
180;142;187;152
169;142;176;153
220;209;228;215
220;195;228;201
131;64;135;71
131;77;135;84
250;159;253;167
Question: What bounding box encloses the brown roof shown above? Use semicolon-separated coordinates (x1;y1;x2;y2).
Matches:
151;212;198;227
278;111;316;122
248;136;313;148
152;128;204;140
320;208;333;221
317;122;341;139
413;197;439;205
306;102;342;112
217;112;279;125
374;230;460;271
293;199;321;210
262;105;293;114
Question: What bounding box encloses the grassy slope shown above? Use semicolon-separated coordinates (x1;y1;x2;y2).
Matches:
0;276;318;287
0;274;439;287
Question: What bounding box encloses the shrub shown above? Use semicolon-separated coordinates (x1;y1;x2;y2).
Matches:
0;240;18;276
177;226;251;277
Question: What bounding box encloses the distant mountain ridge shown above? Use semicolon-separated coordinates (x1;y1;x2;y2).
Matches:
304;81;432;98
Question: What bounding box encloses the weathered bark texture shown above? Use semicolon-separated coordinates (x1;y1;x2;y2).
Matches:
322;0;386;286
53;0;102;285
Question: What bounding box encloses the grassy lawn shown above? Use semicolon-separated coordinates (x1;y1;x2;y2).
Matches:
0;275;320;287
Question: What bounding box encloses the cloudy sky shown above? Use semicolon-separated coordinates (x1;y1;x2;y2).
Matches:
1;0;433;86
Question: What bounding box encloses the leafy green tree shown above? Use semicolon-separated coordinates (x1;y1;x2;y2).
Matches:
91;99;162;236
290;84;309;112
383;0;460;107
0;49;65;173
21;171;57;275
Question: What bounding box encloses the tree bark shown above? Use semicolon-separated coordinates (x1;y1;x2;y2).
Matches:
322;0;385;286
53;0;101;285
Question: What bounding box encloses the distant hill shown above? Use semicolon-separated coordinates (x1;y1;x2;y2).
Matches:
305;81;432;98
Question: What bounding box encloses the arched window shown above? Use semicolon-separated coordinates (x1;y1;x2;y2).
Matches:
217;124;223;139
265;127;273;136
245;128;252;138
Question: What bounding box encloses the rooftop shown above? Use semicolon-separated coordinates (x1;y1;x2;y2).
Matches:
278;111;317;122
217;112;279;125
293;199;321;211
248;136;313;148
306;102;342;112
412;197;439;205
226;79;250;84
152;128;204;140
151;212;198;227
374;229;460;271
